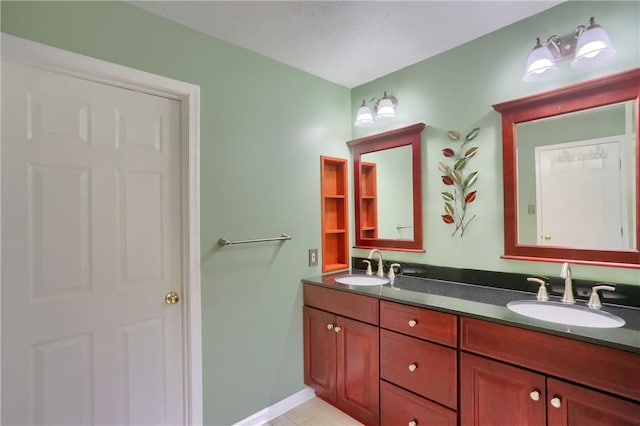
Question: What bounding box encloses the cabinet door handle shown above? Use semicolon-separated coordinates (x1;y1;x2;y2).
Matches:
326;323;334;330
408;319;417;328
334;326;342;333
550;396;562;408
408;420;418;426
408;363;417;372
529;390;541;401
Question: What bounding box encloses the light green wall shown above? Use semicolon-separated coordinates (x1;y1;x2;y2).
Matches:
2;1;639;424
351;1;640;285
1;1;350;424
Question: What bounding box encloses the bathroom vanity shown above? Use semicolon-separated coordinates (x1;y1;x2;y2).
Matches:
302;273;640;426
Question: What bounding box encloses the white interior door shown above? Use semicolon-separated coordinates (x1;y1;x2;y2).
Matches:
535;138;627;249
2;61;185;425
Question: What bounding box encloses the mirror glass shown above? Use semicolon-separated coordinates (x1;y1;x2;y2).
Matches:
347;123;425;252
516;101;637;250
493;69;640;267
361;145;414;240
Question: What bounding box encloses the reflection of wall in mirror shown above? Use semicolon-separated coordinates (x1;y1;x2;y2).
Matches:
362;146;413;240
516;101;636;249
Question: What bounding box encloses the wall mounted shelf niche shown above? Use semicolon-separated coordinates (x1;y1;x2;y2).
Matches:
320;156;349;272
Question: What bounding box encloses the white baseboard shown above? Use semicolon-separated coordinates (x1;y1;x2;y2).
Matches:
234;387;316;426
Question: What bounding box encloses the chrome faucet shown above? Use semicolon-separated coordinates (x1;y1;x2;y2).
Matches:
559;262;575;304
367;249;384;277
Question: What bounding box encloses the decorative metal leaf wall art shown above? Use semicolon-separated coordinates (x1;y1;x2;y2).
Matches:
439;127;480;237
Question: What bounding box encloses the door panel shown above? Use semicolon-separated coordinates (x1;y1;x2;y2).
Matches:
29;164;91;299
536;139;626;249
33;333;93;426
460;352;546;426
547;379;640;426
336;316;379;426
303;306;337;402
2;61;184;425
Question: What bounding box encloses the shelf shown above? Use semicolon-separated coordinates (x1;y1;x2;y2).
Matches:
360;162;377;239
321;156;349;273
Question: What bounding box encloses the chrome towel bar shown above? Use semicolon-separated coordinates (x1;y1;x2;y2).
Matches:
217;234;292;247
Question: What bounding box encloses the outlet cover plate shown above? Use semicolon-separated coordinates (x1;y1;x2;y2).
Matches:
308;248;318;267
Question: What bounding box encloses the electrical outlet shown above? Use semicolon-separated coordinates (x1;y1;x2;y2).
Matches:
308;248;318;267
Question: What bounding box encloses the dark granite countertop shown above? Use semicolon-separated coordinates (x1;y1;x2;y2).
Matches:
302;271;640;354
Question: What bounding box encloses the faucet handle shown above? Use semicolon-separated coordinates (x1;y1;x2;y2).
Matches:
588;284;616;310
363;260;372;276
527;277;549;301
388;263;401;281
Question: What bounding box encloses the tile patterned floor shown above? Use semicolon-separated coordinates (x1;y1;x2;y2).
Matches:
266;397;364;426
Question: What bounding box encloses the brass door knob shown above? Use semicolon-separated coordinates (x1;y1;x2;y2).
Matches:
165;291;180;305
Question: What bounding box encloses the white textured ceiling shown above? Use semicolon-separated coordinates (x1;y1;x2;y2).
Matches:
130;1;562;88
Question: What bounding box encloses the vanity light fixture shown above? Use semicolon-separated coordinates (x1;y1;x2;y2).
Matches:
523;17;616;82
354;91;398;127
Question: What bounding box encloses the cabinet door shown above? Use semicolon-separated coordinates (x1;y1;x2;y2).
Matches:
336;316;380;426
460;352;546;426
547;378;640;426
303;306;337;403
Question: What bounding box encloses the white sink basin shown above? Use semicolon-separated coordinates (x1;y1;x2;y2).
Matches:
334;274;389;286
507;300;625;328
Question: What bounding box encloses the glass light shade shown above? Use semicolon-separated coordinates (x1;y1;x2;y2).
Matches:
571;24;616;68
354;104;374;127
376;97;396;119
523;41;558;82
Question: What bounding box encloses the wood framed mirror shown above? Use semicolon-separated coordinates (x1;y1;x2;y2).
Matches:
493;68;640;268
347;123;425;252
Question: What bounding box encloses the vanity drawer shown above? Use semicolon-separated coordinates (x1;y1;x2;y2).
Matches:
381;380;456;426
380;329;457;409
303;284;379;325
460;317;640;402
380;300;457;347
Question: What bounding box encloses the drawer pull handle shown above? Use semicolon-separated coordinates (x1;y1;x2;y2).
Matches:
408;363;417;372
408;319;417;328
326;323;334;330
334;326;342;333
550;396;562;408
529;390;540;401
408;421;418;426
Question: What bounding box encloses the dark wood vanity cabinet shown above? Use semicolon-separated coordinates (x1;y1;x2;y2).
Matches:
461;353;640;426
302;284;640;426
303;285;380;425
379;301;458;425
460;317;640;426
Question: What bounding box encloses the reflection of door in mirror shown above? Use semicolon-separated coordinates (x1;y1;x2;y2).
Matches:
516;100;637;251
535;139;628;249
361;145;413;240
